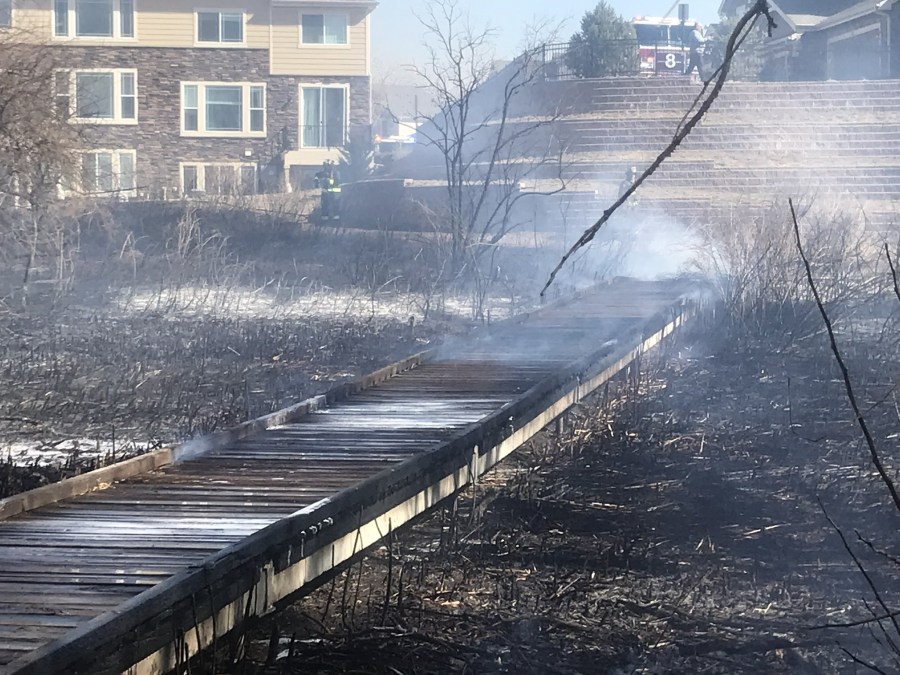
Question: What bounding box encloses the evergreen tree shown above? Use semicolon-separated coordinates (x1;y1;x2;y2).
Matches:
567;1;638;78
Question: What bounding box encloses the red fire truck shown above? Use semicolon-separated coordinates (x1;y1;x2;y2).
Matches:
633;17;694;76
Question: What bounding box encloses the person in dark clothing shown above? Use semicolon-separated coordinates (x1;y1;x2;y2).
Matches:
619;166;639;206
314;160;341;220
687;22;706;80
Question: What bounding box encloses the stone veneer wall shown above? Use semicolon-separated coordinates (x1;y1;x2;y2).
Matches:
57;46;371;195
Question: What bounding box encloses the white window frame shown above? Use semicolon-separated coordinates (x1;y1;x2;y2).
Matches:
60;68;138;125
299;84;348;149
300;12;349;46
180;162;258;194
180;82;266;137
53;0;136;40
80;149;137;197
194;9;246;46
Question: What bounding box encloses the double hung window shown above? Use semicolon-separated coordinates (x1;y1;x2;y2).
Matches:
81;150;136;196
182;163;257;195
0;0;12;27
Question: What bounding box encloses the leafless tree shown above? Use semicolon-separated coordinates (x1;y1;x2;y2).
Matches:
409;0;567;315
0;29;82;300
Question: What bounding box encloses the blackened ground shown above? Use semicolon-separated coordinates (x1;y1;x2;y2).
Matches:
232;321;899;674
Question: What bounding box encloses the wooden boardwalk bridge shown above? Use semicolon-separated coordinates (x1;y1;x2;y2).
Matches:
0;279;698;675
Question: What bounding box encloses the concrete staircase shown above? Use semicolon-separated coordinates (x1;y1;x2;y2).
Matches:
520;77;900;234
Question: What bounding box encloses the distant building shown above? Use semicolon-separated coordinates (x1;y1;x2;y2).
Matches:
372;83;435;167
720;0;900;80
6;0;377;197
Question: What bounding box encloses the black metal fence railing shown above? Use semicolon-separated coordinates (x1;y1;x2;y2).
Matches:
541;40;694;80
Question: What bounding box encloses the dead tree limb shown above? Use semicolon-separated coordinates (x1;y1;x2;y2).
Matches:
885;243;900;306
542;0;777;295
791;199;900;514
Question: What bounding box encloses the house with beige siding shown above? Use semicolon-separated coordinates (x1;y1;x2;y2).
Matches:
7;0;376;196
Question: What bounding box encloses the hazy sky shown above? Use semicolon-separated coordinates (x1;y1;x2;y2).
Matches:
372;0;723;81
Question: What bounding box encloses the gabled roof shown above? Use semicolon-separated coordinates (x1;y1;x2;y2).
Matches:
770;0;855;30
773;0;857;14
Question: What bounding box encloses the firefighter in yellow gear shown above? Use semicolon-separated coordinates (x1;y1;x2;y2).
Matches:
315;160;341;221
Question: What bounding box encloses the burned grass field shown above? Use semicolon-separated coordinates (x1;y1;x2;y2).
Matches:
2;197;897;672
239;321;900;674
0;199;604;498
0;204;477;497
0;309;435;497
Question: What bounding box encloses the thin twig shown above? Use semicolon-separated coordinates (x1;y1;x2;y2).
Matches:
857;530;900;567
809;609;900;630
839;645;891;674
818;498;900;640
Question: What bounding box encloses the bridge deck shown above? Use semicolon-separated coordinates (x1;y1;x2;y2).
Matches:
0;280;694;674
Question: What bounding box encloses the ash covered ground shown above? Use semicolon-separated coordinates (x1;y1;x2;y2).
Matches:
234;320;900;674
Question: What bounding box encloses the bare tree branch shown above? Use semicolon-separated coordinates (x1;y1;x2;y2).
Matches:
407;0;568;319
